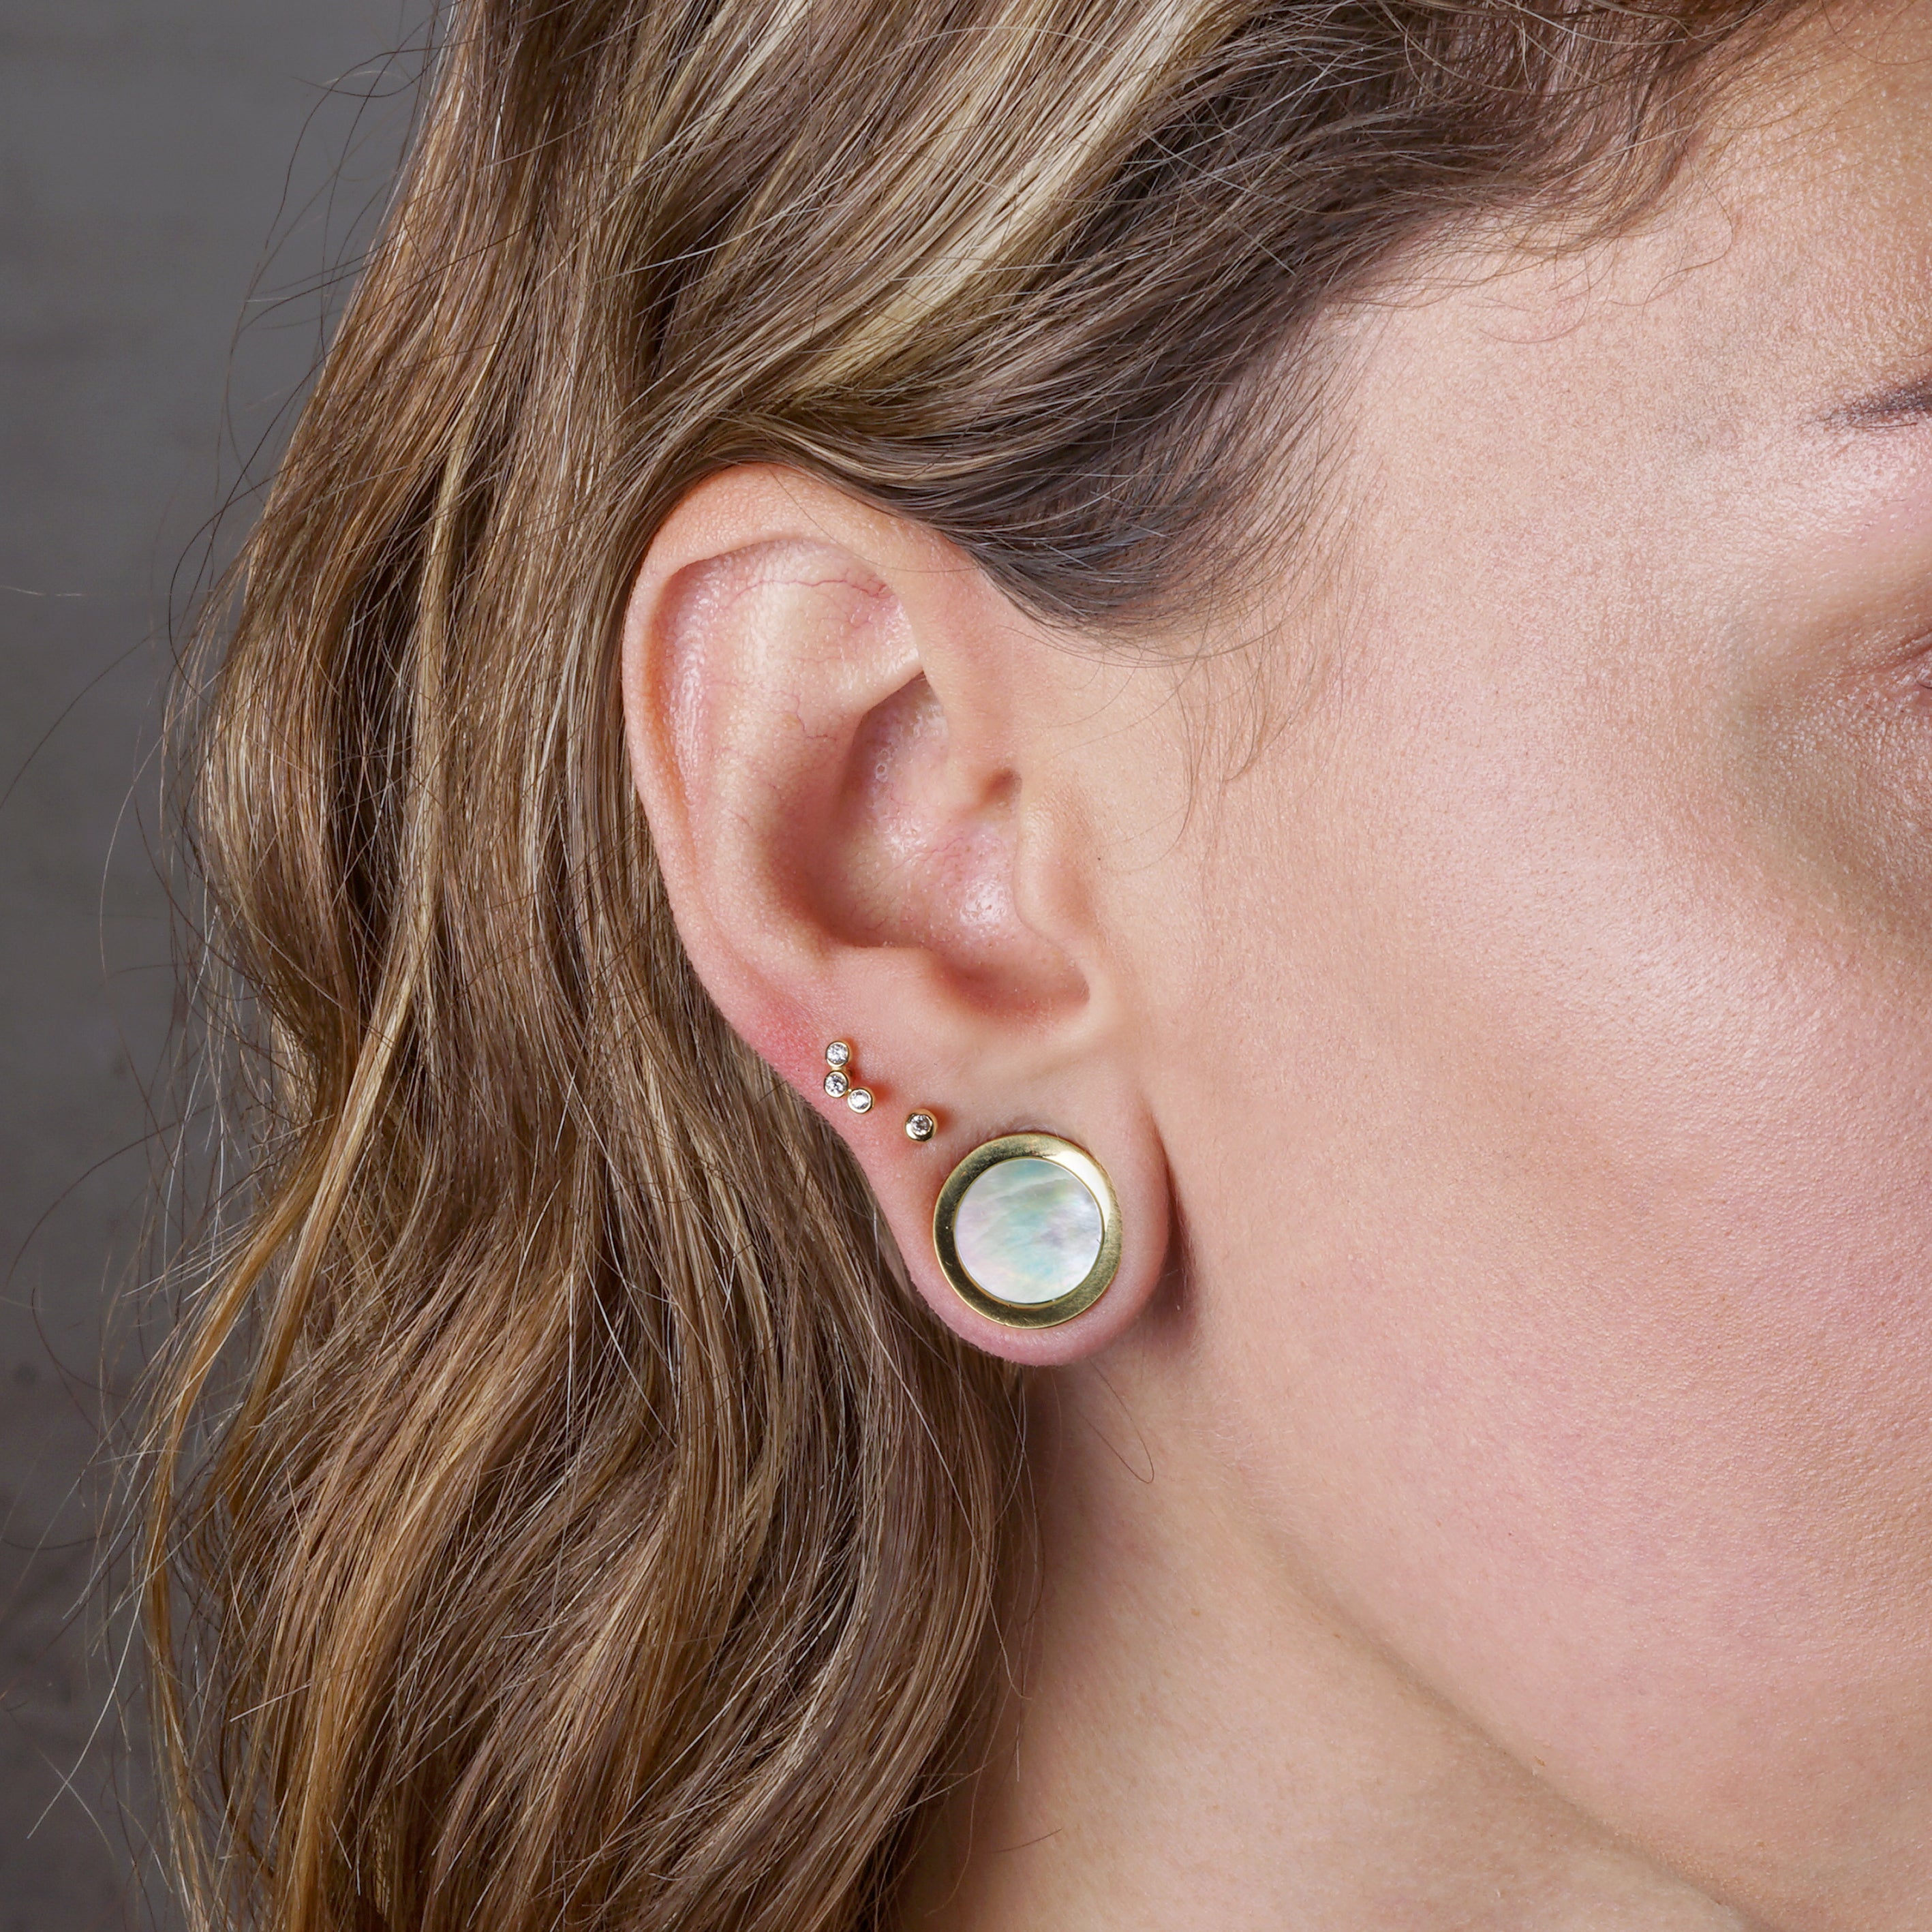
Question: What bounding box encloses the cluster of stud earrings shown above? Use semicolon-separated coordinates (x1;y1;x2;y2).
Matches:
823;1037;1122;1329
824;1041;936;1143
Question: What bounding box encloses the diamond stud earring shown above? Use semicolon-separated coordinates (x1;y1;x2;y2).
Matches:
824;1040;873;1112
823;1041;923;1125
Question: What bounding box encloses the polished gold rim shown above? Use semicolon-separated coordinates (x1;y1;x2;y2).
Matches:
931;1132;1122;1330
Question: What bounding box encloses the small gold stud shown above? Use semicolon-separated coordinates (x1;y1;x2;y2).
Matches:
904;1111;936;1142
825;1041;852;1069
846;1087;874;1114
825;1069;851;1099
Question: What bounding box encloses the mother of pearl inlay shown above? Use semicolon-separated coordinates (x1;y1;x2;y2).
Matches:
953;1155;1105;1306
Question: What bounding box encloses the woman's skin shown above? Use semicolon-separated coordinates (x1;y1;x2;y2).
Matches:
622;7;1932;1925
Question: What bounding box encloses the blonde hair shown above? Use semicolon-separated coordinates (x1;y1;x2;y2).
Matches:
146;4;1798;1929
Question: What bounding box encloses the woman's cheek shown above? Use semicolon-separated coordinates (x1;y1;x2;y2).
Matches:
1206;634;1932;1888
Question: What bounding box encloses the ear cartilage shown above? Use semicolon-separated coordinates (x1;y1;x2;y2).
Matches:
904;1111;936;1142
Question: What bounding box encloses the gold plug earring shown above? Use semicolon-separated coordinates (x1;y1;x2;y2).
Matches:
932;1132;1121;1329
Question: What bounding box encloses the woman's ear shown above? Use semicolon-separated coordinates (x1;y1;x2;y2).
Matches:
619;465;1173;1364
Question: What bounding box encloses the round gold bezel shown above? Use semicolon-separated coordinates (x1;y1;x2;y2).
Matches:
931;1132;1122;1330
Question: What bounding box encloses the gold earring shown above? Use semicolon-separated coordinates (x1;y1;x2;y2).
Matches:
825;1041;931;1131
932;1133;1121;1330
823;1040;853;1098
823;1040;872;1111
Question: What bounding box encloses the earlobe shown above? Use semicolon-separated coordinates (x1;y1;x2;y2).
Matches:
619;465;1174;1365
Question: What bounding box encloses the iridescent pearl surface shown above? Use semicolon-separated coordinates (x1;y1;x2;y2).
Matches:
953;1155;1104;1306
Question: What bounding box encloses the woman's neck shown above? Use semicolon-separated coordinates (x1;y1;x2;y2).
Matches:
900;1350;1752;1932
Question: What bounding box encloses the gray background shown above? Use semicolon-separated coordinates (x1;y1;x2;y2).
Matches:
3;7;416;1922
